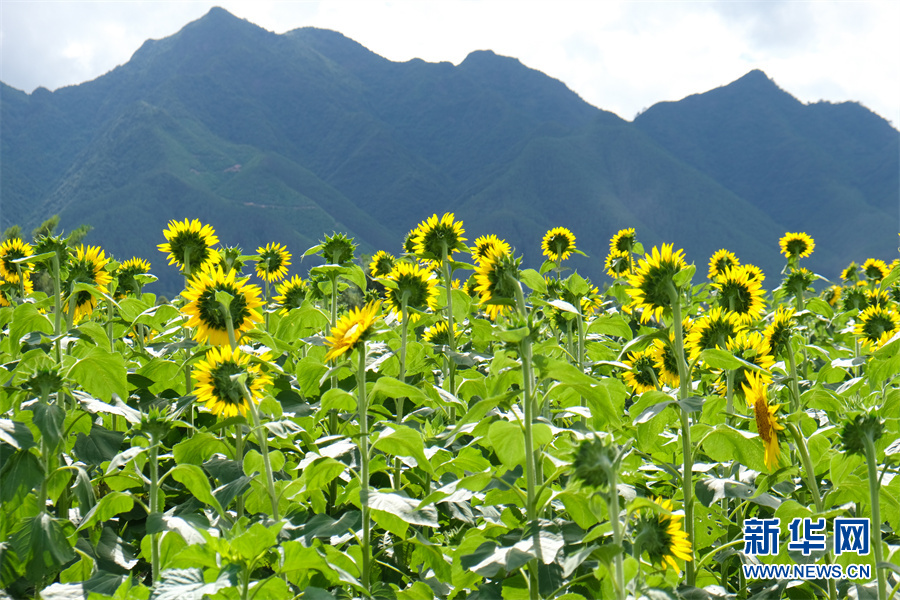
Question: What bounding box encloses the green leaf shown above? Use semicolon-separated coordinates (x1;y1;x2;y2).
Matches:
0;449;44;503
488;420;525;468
545;299;581;315
67;346;128;402
494;326;529;343
701;425;767;472
319;388;356;414
371;377;428;404
342;264;367;292
32;402;65;450
373;425;434;474
556;491;598;529
296;457;346;492
369;491;439;529
0;419;36;450
170;464;225;516
673;264;695;288
588;315;633;340
519;269;547;294
566;272;591;297
232;522;283;562
9;303;53;349
698;348;743;370
11;512;76;584
76;492;134;531
172;432;231;465
150;567;239;600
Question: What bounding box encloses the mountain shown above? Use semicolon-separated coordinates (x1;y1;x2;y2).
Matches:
1;7;897;293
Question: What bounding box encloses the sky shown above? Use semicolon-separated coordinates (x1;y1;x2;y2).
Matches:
1;1;898;128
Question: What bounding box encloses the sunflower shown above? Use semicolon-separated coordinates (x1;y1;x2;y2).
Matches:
382;261;439;322
743;371;784;471
854;304;900;351
581;284;603;317
470;235;511;264
632;497;693;572
866;288;891;308
708;249;739;280
254;242;292;282
713;265;766;325
194;345;272;418
402;228;420;255
66;245;113;321
181;266;264;346
841;281;870;312
274;275;308;314
841;262;861;283
320;233;357;266
782;268;816;299
742;263;766;283
213;246;248;276
0;237;35;284
651;337;681;388
604;250;632;279
1;274;34;306
325;301;382;361
423;320;458;346
779;232;815;260
626;244;689;324
823;285;842;307
622;348;659;394
116;257;152;298
412;213;467;261
763;306;795;358
861;258;889;283
474;247;520;321
716;331;774;394
685;307;745;363
609;228;636;255
541;227;577;263
369;250;396;278
158;219;219;273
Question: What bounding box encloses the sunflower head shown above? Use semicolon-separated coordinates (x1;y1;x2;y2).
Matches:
841;282;870;312
708;249;739;280
742;263;766;284
369;250;396;278
116;257;152;297
213;246;248;276
840;413;884;456
423;320;457;346
1;277;32;307
823;285;842;307
841;262;861;283
854;304;900;351
474;247;521;321
402;228;420;255
580;284;603;317
779;232;815;261
866;289;891;308
763;306;795;358
158;219;219;275
604;251;632;279
274;275;308;314
622;348;659;394
742;371;784;471
0;237;35;283
383;261;439;322
713;265;766;325
471;235;511;264
626;244;689;324
32;234;71;274
632;497;693;572
412;213;467;261
861;258;889;283
181;266;264;346
717;331;774;395
782;267;816;298
650;337;681;388
66;245;113;321
22;367;64;397
609;228;636;255
194;346;272;418
320;233;357;266
325;301;382;362
685;307;745;363
542;227;577;263
255;242;292;282
571;436;620;490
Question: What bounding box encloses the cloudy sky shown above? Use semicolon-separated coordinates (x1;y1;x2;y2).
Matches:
1;1;898;127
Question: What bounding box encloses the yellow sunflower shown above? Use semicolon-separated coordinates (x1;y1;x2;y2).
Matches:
474;246;520;321
369;250;396;278
158;218;219;273
743;371;784;471
841;262;861;283
423;320;458;346
782;267;816;298
580;284;603;317
254;242;292;282
382;261;439;322
716;331;774;395
779;232;815;260
0;238;34;283
181;266;264;346
622;348;659;394
325;301;382;361
412;213;467;261
320;233;356;266
609;228;636;255
854;304;900;351
651;337;681;389
763;306;795;358
708;249;739;280
823;285;842;307
633;497;693;572
116;257;152;298
861;258;889;283
685;307;745;363
470;235;511;264
713;265;766;325
541;227;577;263
604;250;632;279
742;263;766;283
841;281;870;312
66;245;113;322
1;274;34;306
194;345;272;418
626;244;689;324
273;275;308;314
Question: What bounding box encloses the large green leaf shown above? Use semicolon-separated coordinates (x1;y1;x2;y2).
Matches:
149;566;239;600
373;425;434;475
11;512;76;584
67;346;128;402
76;491;135;531
170;464;225;516
701;425;767;472
488;420;525;468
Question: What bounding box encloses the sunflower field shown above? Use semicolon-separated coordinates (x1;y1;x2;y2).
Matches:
1;217;899;600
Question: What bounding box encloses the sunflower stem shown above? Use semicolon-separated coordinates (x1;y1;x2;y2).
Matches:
357;343;372;595
604;471;627;600
149;431;161;582
441;243;457;421
52;253;62;363
785;338;803;415
725;369;735;427
246;386;279;521
668;281;696;586
393;295;410;491
235;424;245;519
863;432;887;600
